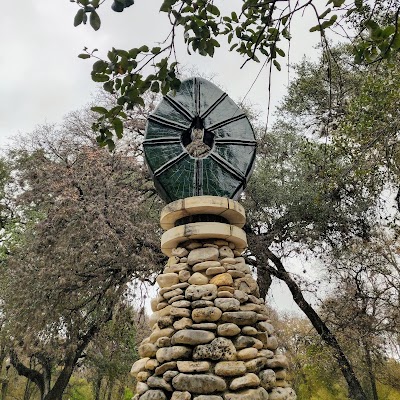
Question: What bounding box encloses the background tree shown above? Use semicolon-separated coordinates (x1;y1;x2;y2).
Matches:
0;108;163;400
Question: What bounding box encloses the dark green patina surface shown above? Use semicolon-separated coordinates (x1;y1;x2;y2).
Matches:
143;77;257;202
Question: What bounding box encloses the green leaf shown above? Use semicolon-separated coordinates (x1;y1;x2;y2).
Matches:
150;81;160;93
392;32;400;50
309;24;321;32
78;53;91;59
90;10;101;30
319;8;331;19
151;47;161;54
355;0;363;9
92;60;107;73
206;4;220;16
139;45;149;52
106;139;116;151
112;118;123;139
160;0;176;12
103;81;114;93
74;9;85;27
276;48;285;57
91;106;108;114
382;25;395;38
273;59;281;71
332;0;345;7
92;73;109;82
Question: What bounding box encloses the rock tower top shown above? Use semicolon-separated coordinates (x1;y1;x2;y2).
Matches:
143;77;257;203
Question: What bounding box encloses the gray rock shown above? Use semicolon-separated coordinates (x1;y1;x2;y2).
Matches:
192;300;214;308
221;311;258;326
229;373;260;390
214;298;240;312
269;387;297;400
171;392;191;400
193;338;237;361
245;357;269;373
259;369;276;390
139;390;167;400
154;361;177;376
217;323;241;337
185;284;218;301
147;376;173;391
172;373;227;393
223;387;269;400
191;323;217;330
171;330;215;345
233;335;263;350
156;346;192;363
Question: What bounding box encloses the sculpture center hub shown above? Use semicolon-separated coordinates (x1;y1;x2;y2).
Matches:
182;117;214;159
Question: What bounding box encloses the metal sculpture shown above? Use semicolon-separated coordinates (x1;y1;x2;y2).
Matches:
143;77;256;202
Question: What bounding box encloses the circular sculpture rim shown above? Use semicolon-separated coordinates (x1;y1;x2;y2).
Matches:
160;195;246;230
161;222;247;256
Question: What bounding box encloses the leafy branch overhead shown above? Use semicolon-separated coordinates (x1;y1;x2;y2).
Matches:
71;0;400;149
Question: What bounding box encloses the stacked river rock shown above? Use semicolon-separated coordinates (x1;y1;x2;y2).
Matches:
131;239;297;400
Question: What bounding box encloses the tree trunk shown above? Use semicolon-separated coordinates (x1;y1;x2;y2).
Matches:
43;355;75;400
107;379;114;400
265;249;368;400
257;264;272;300
10;350;45;399
93;376;102;400
363;340;378;400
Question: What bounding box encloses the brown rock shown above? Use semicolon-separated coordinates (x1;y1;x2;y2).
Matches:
172;247;189;257
210;273;234;287
177;361;211;373
230;373;260;390
217;323;241;337
188;272;209;285
206;266;226;276
215;361;246;376
157;273;180;288
173;317;193;330
192;307;222;323
193;260;221;272
188;247;219;265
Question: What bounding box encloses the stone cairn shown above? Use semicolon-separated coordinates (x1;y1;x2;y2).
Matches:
130;205;297;400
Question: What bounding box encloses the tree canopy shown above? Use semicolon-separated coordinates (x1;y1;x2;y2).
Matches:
69;0;400;149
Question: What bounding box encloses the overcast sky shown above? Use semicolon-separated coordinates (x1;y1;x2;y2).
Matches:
1;0;323;313
0;1;321;146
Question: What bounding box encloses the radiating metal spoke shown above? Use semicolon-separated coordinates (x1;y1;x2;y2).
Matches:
148;114;190;130
153;152;188;177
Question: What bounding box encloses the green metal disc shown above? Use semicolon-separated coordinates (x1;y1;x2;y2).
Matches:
143;77;257;202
